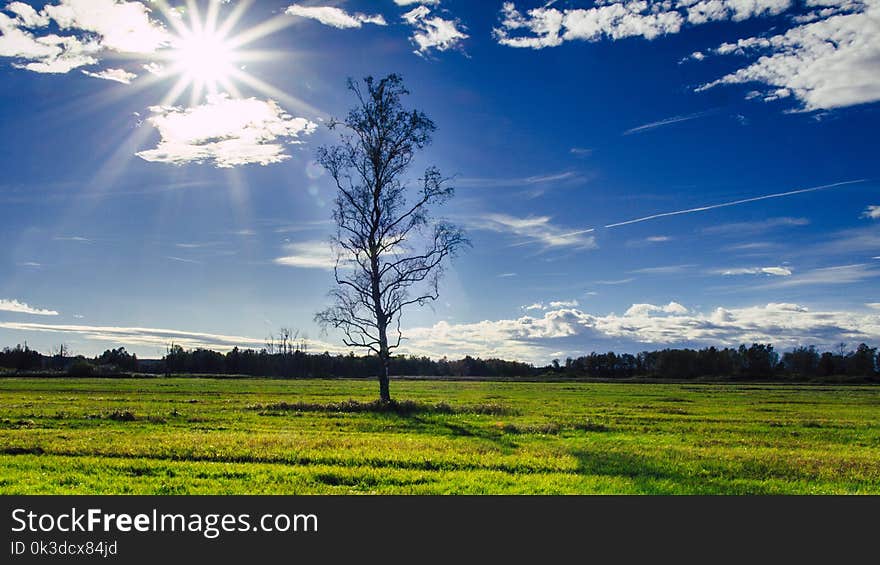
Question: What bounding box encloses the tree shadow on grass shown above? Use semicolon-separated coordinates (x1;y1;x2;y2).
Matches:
571;449;775;494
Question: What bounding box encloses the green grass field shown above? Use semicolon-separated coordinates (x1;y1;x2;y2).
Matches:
1;377;879;494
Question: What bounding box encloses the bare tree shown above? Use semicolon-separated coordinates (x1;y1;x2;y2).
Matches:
315;74;467;402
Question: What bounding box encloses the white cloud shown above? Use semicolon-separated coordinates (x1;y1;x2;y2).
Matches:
696;0;880;110
470;214;598;250
0;13;101;73
493;1;686;49
6;2;50;27
682;0;793;24
285;4;387;29
41;0;169;53
867;303;880;310
394;0;440;5
0;320;346;355
405;301;880;362
273;241;335;270
702;216;810;235
456;170;582;189
863;205;880;219
625;302;689;316
759;263;879;288
716;266;793;276
1;0;167;77
0;298;58;316
523;300;580;311
630;264;693;274
136;94;317;168
402;5;467;55
82;67;136;83
495;0;878;111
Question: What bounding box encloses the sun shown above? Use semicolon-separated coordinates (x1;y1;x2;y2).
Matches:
172;29;236;93
129;1;318;113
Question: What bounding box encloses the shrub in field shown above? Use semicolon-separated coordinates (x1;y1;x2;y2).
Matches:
248;399;515;416
67;360;95;377
107;409;136;422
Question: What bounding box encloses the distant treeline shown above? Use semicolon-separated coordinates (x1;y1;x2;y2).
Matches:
1;342;878;382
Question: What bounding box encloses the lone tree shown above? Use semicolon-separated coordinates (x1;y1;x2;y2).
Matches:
315;74;466;402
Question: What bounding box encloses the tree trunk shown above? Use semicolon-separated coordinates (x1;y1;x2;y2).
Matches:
378;356;391;403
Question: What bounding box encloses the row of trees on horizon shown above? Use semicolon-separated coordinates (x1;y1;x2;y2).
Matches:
1;341;878;381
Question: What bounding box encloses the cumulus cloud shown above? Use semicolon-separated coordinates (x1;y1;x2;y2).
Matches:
496;0;878;111
81;67;136;83
470;214;598;250
6;2;50;27
44;0;168;53
273;241;335;270
405;301;880;362
285;4;386;29
696;0;880;110
0;299;58;316
0;12;100;73
0;0;168;76
493;1;687;48
402;5;467;55
136;94;317;168
863;205;880;219
625;302;689;316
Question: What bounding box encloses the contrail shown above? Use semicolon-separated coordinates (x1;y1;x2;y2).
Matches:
558;179;866;238
622;110;717;136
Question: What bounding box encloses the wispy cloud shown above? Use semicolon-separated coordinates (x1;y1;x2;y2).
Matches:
470;214;597;250
623;110;716;135
274;241;335;270
456;171;583;189
81;67;136;84
713;266;792;276
0;299;58;316
723;242;775;252
758;264;879;288
703;217;809;236
166;256;202;265
570;147;592;157
0;321;264;350
53;236;91;242
630;265;693;275
627;235;673;247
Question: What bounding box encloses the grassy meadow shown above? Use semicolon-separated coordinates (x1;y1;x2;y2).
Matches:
1;377;879;494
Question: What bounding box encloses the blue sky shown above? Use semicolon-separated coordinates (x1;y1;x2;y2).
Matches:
0;0;878;362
